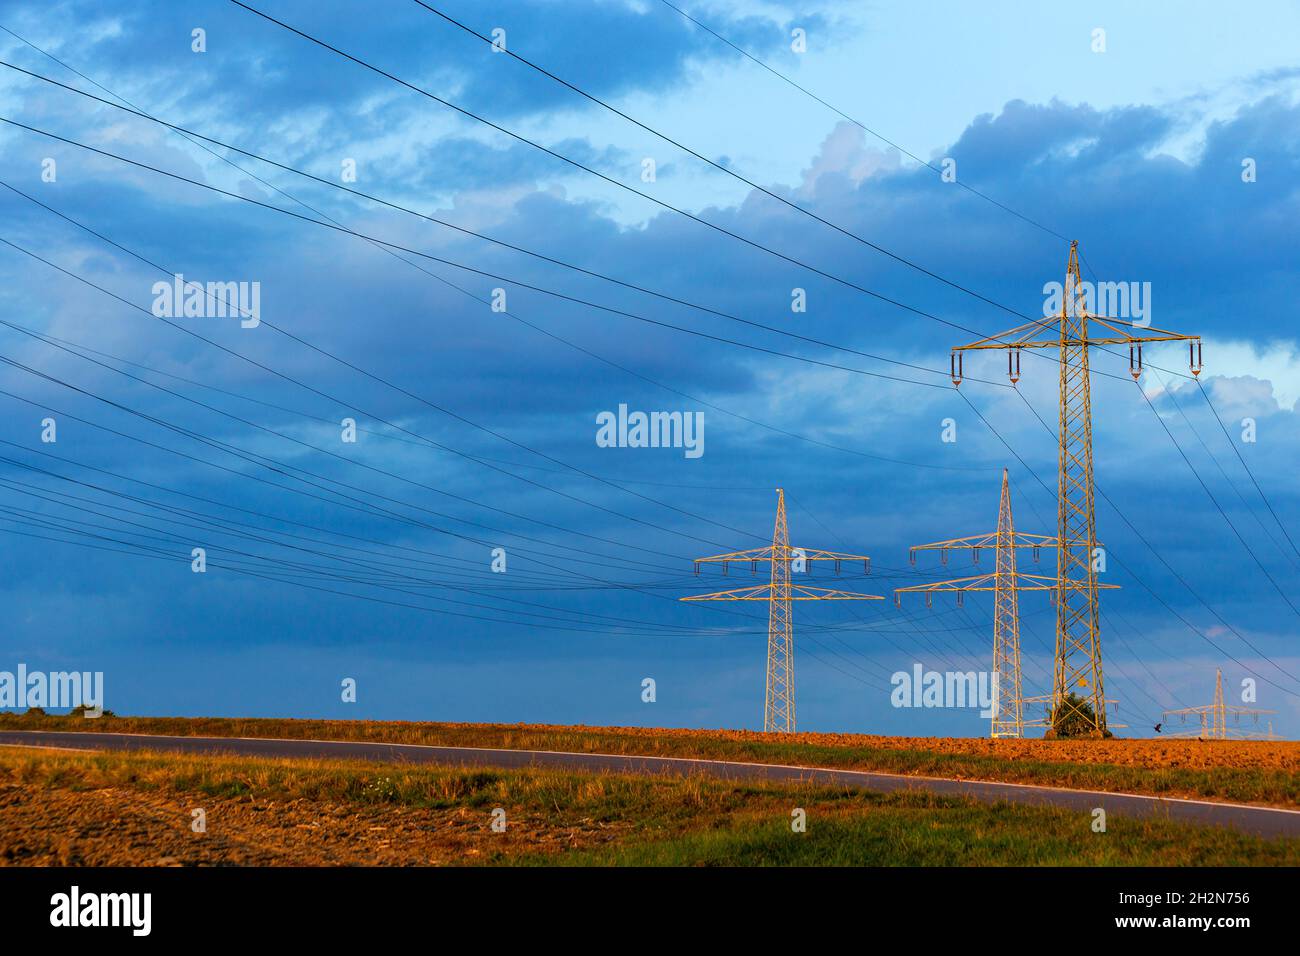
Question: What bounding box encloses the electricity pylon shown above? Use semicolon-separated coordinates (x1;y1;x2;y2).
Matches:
896;469;1114;737
1162;668;1276;739
950;241;1203;737
681;488;882;733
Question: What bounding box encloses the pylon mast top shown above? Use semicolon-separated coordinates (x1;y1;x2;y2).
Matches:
691;488;872;575
950;241;1203;386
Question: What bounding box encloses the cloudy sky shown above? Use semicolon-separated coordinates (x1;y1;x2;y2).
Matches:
0;0;1296;737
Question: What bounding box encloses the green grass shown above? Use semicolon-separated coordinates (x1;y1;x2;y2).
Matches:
556;798;1300;867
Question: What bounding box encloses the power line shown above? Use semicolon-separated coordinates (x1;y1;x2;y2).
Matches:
0;114;1015;392
1151;368;1299;572
0;311;711;571
994;387;1300;695
0;315;942;642
227;0;1116;384
1134;380;1300;622
1195;377;1300;562
0;214;765;551
0;52;1006;477
6;11;1288;721
655;0;1073;245
410;0;1053;323
0;58;985;389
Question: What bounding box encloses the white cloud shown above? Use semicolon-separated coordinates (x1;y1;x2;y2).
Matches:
796;121;901;198
1145;338;1300;412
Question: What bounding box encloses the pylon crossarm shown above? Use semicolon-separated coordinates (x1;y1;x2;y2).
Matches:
1160;705;1268;719
1085;314;1202;342
682;584;882;602
951;318;1058;352
952;316;1200;362
795;549;873;563
960;333;1202;351
909;531;1058;554
1028;694;1122;707
690;547;776;566
680;585;772;602
692;546;871;571
896;571;1061;594
789;584;883;601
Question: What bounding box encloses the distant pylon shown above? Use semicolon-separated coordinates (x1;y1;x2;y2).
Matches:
681;488;882;733
895;469;1107;737
949;242;1203;736
1162;668;1276;739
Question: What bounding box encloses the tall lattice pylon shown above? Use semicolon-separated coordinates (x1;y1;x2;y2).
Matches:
681;488;882;733
1162;668;1276;739
950;242;1203;737
894;469;1102;737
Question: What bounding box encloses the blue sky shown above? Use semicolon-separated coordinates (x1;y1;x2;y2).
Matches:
0;0;1296;737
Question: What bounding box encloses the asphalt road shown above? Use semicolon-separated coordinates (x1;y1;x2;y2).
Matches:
3;729;1297;838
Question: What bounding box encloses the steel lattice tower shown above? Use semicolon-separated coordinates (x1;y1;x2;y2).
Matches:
950;242;1202;736
682;489;881;733
895;469;1090;737
1162;668;1275;739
